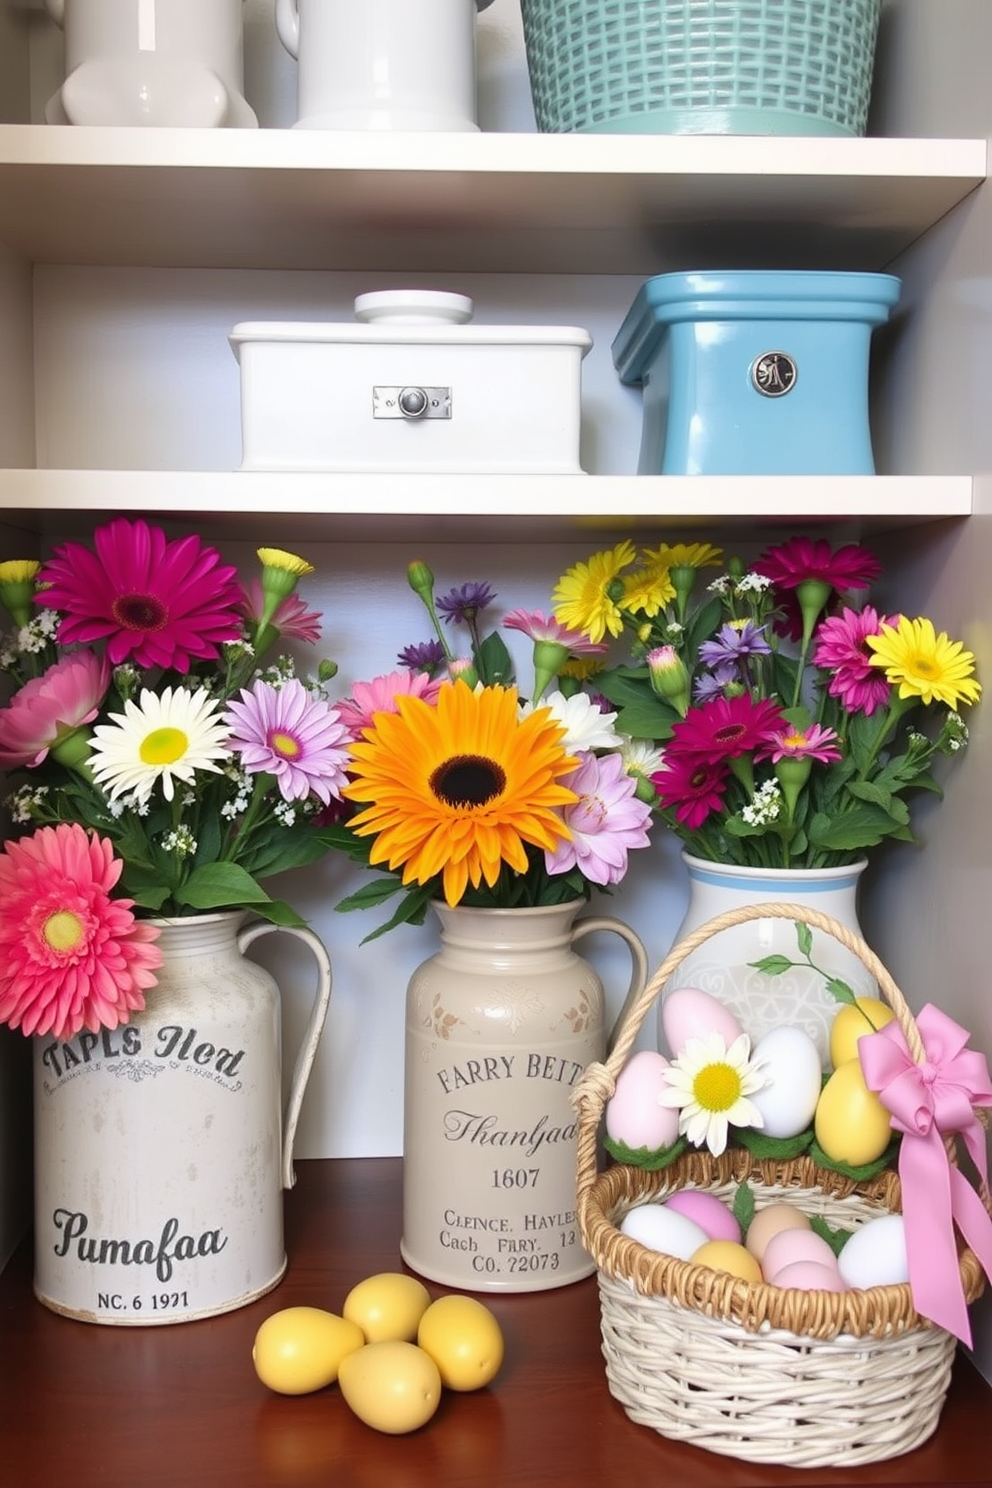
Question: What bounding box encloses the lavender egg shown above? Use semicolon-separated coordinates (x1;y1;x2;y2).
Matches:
660;986;744;1058
605;1050;680;1151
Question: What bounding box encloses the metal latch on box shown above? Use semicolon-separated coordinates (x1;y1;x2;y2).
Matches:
373;385;452;420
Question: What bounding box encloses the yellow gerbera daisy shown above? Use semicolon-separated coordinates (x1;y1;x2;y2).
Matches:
552;541;637;643
620;559;676;618
640;541;723;571
865;615;982;709
342;681;579;906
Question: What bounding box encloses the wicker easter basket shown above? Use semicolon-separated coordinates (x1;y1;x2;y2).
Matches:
573;902;989;1469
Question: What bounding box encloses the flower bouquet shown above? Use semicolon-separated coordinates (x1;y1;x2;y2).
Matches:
0;518;352;1040
550;535;980;868
321;561;657;939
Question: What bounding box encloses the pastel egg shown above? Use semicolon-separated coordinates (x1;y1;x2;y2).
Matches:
814;1059;892;1166
605;1050;680;1151
665;1190;741;1244
619;1203;708;1260
690;1240;763;1283
772;1260;848;1293
761;1227;840;1282
745;1203;811;1262
837;1214;910;1290
660;987;744;1058
749;1026;823;1139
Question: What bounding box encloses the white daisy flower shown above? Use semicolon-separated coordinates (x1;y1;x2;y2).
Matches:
520;689;622;754
89;685;230;804
619;737;664;780
656;1032;768;1157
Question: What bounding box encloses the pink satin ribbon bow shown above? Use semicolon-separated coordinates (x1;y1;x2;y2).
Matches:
859;1004;992;1347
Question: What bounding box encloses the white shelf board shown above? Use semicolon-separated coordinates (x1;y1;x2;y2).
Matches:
0;128;984;274
0;471;972;544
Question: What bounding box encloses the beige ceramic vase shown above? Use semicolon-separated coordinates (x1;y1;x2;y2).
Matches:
401;899;646;1292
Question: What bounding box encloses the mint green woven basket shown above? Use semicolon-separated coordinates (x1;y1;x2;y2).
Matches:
520;0;881;137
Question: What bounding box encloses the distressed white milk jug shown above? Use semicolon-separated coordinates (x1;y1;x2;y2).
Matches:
275;0;494;131
33;912;331;1325
44;0;258;127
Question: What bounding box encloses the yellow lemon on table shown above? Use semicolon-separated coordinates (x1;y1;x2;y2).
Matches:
416;1294;505;1392
814;1058;892;1166
342;1272;432;1343
252;1306;365;1395
829;998;896;1069
338;1341;442;1434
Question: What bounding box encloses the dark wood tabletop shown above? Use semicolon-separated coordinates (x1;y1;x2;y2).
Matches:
1;1157;991;1488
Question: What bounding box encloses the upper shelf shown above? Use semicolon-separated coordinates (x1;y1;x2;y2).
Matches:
0;127;984;274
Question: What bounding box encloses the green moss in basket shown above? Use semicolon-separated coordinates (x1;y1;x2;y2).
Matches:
734;1125;815;1161
808;1132;902;1183
602;1133;688;1171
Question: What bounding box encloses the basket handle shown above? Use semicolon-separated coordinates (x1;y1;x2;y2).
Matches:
573;900;920;1201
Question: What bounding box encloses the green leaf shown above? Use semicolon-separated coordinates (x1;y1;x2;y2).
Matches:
475;631;515;688
796;921;813;957
808;1215;853;1256
807;804;902;852
335;876;407;912
748;954;796;977
358;883;436;943
733;1182;757;1235
174;862;274;910
825;976;857;1006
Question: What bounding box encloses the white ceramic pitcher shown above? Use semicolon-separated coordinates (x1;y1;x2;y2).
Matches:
275;0;494;131
44;0;258;127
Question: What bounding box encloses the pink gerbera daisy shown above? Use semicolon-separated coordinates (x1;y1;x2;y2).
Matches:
813;605;898;717
335;670;444;738
502;609;609;656
544;752;652;886
224;678;352;804
651;754;731;829
0;824;162;1041
755;536;881;594
666;695;787;766
0;650;110;768
756;722;842;766
239;579;322;645
37;518;244;671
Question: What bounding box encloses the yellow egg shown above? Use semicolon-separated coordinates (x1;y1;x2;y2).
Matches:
829;998;896;1069
338;1341;442;1434
342;1272;432;1343
252;1306;365;1395
744;1203;811;1262
689;1239;763;1283
416;1294;505;1392
815;1058;892;1166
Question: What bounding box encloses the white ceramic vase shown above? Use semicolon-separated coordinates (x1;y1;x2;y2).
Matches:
33;911;331;1324
44;0;258;128
401;900;647;1292
275;0;494;131
658;853;878;1067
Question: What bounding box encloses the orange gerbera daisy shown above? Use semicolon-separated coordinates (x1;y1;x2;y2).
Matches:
342;681;579;906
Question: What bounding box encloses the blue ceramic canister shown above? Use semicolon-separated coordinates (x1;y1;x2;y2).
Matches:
612;270;901;476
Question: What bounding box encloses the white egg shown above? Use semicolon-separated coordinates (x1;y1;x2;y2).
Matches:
838;1214;910;1289
619;1203;708;1260
749;1026;822;1139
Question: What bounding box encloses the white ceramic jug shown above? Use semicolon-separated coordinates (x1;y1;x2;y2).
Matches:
44;0;258;127
275;0;494;131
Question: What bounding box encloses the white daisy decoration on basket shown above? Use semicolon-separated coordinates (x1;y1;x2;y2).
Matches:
657;1031;769;1157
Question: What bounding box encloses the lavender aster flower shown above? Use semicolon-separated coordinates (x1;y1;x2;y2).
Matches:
397;639;447;676
224;678;351;805
698;620;771;684
436;582;496;625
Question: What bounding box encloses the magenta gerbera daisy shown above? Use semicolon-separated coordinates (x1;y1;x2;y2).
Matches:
813;605;898;717
544;751;652;886
0;650;110;768
0;823;162;1041
335;670;444;739
755;537;881;594
756;722;842;766
651;754;731;830
37;518;244;671
224;678;352;804
666;695;788;766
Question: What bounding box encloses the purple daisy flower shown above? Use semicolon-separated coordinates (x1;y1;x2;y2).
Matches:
436;581;496;625
544;751;652;886
698;621;771;683
397;639;447;675
224;678;351;805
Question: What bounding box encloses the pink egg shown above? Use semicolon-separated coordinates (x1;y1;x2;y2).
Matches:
605;1050;680;1151
660;987;744;1058
762;1227;840;1282
665;1190;741;1244
772;1260;848;1293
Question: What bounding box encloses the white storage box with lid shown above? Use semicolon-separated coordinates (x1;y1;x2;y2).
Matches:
229;291;593;473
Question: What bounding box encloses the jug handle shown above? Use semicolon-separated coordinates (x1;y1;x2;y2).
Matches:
239;920;332;1191
275;0;300;59
44;0;65;25
570;916;648;1058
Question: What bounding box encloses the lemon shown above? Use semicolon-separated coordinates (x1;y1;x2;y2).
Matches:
416;1294;504;1392
338;1341;442;1434
342;1271;432;1343
829;998;896;1069
252;1305;365;1395
815;1058;892;1166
